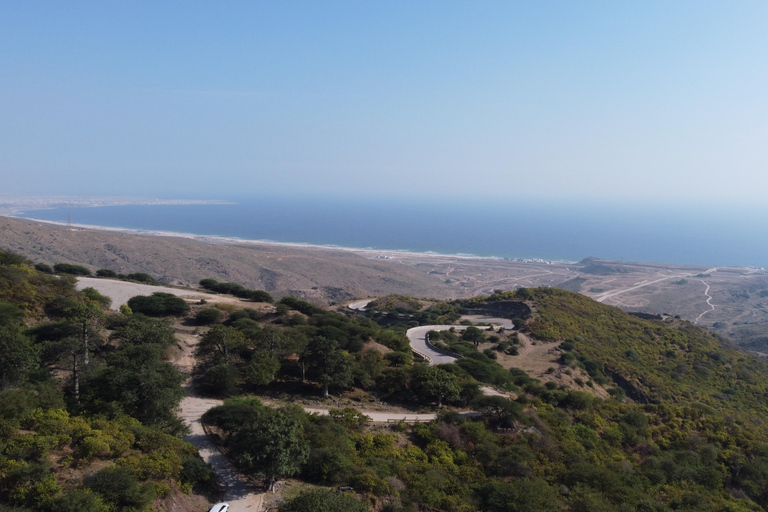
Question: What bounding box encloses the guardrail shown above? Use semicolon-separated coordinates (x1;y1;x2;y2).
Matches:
410;348;432;363
424;332;463;359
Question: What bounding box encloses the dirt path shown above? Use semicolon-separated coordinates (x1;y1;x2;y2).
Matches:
694;279;716;324
76;277;259;309
595;273;689;303
179;395;265;512
174;331;267;512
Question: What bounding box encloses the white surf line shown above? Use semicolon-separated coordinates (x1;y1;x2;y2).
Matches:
694;280;715;324
596;274;688;303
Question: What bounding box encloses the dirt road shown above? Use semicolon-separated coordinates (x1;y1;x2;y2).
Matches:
179;395;265;512
76;277;227;308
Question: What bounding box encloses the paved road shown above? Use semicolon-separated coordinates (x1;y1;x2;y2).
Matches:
347;299;373;311
406;316;513;365
406;325;463;365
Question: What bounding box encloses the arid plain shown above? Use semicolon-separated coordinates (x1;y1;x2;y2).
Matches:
1;215;766;350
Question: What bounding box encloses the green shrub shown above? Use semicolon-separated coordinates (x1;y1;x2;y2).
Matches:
195;308;223;325
85;466;156;511
280;488;371;512
53;263;91;276
126;293;190;317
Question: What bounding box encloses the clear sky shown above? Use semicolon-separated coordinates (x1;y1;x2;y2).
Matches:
1;1;767;204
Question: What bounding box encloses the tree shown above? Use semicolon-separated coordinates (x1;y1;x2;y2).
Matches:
255;326;288;357
280;488;371;512
473;396;523;425
228;408;309;491
462;326;486;347
414;365;460;407
110;316;176;347
79;287;112;309
0;325;37;389
246;352;281;386
82;344;186;433
303;336;352;397
65;301;103;366
198;325;246;363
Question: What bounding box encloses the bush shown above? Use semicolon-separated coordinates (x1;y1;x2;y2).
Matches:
125;273;158;284
198;278;273;303
0;249;30;266
127;293;190;317
0;302;24;326
179;456;215;490
96;269;118;278
195;308;223;325
45;489;108;512
280;488;371;512
53;263;91;276
85;466;156;511
34;263;53;274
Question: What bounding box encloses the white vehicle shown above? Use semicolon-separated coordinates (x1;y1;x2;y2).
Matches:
208;504;229;512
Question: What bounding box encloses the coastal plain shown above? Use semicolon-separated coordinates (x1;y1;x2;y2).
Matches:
1;215;766;349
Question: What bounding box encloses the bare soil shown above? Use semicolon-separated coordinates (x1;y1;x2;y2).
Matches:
3;215;768;349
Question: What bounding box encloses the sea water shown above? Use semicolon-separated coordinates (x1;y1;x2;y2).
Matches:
14;196;768;268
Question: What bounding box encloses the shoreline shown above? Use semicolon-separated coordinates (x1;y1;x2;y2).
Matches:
5;214;575;265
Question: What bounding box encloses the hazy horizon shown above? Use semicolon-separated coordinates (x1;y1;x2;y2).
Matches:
2;2;767;206
12;195;768;268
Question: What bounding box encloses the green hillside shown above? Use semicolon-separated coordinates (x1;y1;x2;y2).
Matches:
195;286;768;511
5;246;768;511
0;250;213;512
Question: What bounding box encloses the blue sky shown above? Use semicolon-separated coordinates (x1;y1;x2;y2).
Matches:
1;2;767;203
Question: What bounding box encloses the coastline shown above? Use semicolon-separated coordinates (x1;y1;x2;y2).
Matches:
0;197;234;217
6;214;573;265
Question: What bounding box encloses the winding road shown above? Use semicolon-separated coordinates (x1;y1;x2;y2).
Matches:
78;280;510;510
694;280;716;323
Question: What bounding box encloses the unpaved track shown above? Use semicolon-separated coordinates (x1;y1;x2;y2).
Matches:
174;331;267;511
76;277;233;308
83;281;502;510
179;395;265;512
694;279;716;324
596;274;689;303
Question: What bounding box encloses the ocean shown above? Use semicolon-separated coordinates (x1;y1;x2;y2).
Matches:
14;197;768;268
